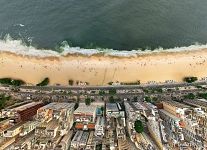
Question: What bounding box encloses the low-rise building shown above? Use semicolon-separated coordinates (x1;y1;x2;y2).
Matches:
159;109;184;147
34;102;75;149
19;121;39;136
3;122;25;138
79;131;89;149
74;103;97;124
37;102;75;132
1;102;44;121
106;103;125;123
95;116;105;137
55;130;73;150
74;103;97;130
70;131;83;149
86;131;95;150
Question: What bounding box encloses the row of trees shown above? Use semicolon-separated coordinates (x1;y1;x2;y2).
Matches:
184;92;207;100
0;78;25;86
108;80;140;85
120;80;140;85
0;76;199;87
0;77;50;87
0;94;11;109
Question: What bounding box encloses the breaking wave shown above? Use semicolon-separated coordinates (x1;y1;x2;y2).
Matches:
0;35;207;58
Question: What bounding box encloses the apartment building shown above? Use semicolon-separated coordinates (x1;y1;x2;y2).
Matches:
124;102;141;142
34;103;75;149
37;102;75;131
79;131;89;149
19;121;39;136
159;109;184;147
162;100;207;149
162;100;190;119
139;102;169;150
3;122;25;138
74;103;97;123
1;102;44;121
85;131;96;150
106;103;125;119
55;130;73;150
73;103;97;130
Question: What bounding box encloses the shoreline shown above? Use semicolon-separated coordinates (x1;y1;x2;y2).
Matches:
1;48;207;86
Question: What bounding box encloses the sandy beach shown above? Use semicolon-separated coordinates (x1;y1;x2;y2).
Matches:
0;49;207;86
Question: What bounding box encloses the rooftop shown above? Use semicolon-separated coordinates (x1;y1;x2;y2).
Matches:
106;103;119;112
72;131;83;142
96;116;104;126
163;100;190;109
47;119;59;130
183;99;207;108
74;103;97;114
132;102;148;110
39;102;74;111
6;122;25;131
10;102;43;112
159;109;180;121
80;132;89;143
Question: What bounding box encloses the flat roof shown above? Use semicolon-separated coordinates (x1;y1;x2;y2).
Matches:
106;103;119;112
72;131;83;142
96;116;104;126
183;99;207;108
6;122;25;131
46;119;59;130
11;102;43;112
39;102;74;111
132;102;148;110
80;132;89;143
163;101;190;109
159;109;180;121
74;103;97;114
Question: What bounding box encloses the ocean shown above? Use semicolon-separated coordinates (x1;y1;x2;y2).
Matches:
0;0;207;54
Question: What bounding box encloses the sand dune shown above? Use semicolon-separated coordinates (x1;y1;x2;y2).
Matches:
0;49;207;86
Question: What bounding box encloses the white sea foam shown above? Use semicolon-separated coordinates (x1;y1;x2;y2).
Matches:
0;35;207;58
14;24;25;27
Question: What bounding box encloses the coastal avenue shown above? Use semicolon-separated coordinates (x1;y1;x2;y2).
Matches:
0;81;207;102
18;80;207;91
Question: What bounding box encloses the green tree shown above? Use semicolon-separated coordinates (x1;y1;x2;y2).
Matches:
11;80;25;86
183;76;198;83
68;80;74;86
184;93;195;99
156;88;163;93
109;88;116;95
100;106;104;112
85;98;91;105
108;82;113;85
99;90;105;96
134;120;144;133
133;96;138;102
198;93;207;99
0;94;10;109
109;96;115;103
36;78;49;86
0;78;25;86
144;96;151;102
152;97;158;102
